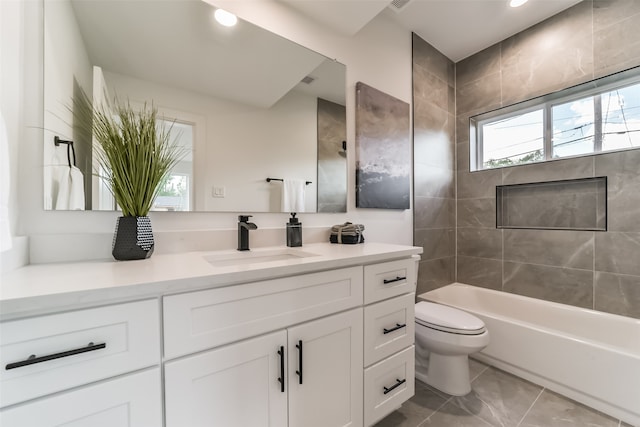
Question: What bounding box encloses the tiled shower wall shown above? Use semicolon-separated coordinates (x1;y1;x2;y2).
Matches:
455;0;640;318
412;34;456;295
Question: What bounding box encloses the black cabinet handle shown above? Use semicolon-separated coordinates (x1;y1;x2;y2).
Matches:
5;342;106;370
277;346;285;393
383;276;406;284
383;378;406;395
383;323;407;334
295;340;303;385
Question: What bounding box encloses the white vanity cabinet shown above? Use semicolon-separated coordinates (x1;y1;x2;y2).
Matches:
163;267;365;427
165;309;363;427
0;243;422;427
163;255;417;427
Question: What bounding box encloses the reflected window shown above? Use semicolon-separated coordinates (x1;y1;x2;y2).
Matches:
472;74;640;170
151;119;193;211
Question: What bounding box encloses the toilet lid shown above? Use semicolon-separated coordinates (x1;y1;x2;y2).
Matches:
415;302;486;335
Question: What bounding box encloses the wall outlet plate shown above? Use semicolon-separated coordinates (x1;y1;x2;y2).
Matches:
212;186;225;198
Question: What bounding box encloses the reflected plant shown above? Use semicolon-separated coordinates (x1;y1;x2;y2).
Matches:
73;91;186;217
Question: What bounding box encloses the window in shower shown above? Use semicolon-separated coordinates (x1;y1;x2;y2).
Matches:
471;66;640;171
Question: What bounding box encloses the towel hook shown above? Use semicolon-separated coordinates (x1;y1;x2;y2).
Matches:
54;136;76;168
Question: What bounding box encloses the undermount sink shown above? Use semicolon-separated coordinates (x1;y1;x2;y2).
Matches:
203;248;319;267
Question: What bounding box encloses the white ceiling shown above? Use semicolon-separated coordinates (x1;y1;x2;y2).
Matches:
278;0;392;36
279;0;583;62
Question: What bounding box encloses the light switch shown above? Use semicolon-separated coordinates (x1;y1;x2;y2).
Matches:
212;186;225;198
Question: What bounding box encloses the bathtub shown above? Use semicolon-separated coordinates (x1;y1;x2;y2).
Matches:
419;283;640;426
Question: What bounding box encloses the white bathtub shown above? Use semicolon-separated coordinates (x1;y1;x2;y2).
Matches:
419;283;640;426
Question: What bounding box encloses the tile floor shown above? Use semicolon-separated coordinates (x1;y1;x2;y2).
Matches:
374;359;635;427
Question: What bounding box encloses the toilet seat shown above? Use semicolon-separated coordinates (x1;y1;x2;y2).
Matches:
415;302;486;335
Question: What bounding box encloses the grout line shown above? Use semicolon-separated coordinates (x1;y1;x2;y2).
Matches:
500;259;595;273
417;396;452;427
471;363;490;382
516;387;545;427
436;397;495;427
419;368;492;427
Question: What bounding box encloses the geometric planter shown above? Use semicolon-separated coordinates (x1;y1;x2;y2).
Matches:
112;216;155;261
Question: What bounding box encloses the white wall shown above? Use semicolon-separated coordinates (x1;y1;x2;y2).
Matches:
1;0;29;270
11;0;414;263
42;0;92;210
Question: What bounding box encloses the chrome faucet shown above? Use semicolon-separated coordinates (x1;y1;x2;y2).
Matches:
237;215;258;251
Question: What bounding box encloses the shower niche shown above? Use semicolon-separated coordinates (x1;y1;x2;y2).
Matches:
496;176;607;231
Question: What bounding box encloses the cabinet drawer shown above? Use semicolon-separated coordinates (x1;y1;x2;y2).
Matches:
364;259;416;304
163;266;363;359
364;345;415;427
0;368;162;427
364;293;415;367
0;299;160;407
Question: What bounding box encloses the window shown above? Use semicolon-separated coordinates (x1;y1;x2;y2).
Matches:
471;68;640;171
151;119;194;212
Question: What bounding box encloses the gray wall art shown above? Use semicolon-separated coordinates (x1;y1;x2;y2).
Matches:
355;82;410;209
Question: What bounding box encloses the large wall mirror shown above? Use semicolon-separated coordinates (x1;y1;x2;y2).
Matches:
43;0;347;213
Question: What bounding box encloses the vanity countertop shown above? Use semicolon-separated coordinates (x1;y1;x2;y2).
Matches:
0;242;422;320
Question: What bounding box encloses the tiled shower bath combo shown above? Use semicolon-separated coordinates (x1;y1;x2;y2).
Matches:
412;1;640;425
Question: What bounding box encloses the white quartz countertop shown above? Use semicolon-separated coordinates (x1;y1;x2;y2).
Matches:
0;242;422;320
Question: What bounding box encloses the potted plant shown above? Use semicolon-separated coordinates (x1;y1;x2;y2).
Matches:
86;97;185;260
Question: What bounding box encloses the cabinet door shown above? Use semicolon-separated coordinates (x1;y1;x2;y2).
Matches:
165;330;287;427
288;308;363;427
0;368;161;427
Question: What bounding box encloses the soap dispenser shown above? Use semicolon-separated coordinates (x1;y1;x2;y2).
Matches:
286;213;302;247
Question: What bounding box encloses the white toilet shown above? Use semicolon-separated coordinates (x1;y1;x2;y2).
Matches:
414;301;490;396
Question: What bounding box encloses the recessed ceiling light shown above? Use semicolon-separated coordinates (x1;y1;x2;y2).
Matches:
510;0;528;7
215;9;237;27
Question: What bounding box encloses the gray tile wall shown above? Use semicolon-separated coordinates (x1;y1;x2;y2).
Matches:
412;34;456;295
455;0;640;319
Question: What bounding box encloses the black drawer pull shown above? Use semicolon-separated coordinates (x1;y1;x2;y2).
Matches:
383;276;406;284
383;378;406;395
383;323;407;334
5;342;106;370
277;346;285;393
295;340;303;385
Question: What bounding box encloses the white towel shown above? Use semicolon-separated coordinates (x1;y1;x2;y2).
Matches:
54;165;85;210
0;111;11;251
281;179;306;213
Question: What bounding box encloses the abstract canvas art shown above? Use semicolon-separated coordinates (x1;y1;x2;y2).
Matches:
355;82;410;209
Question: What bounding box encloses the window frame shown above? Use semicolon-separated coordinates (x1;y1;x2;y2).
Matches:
470;66;640;171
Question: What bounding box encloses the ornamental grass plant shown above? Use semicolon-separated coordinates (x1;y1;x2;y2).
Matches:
78;94;185;217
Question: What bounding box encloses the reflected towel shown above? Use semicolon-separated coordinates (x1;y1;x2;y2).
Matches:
54;165;85;210
281;179;306;213
0;111;11;251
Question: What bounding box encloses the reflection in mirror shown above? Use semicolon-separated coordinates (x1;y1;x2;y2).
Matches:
43;0;347;213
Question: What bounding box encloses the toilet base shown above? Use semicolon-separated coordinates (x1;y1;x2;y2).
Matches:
416;353;471;396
